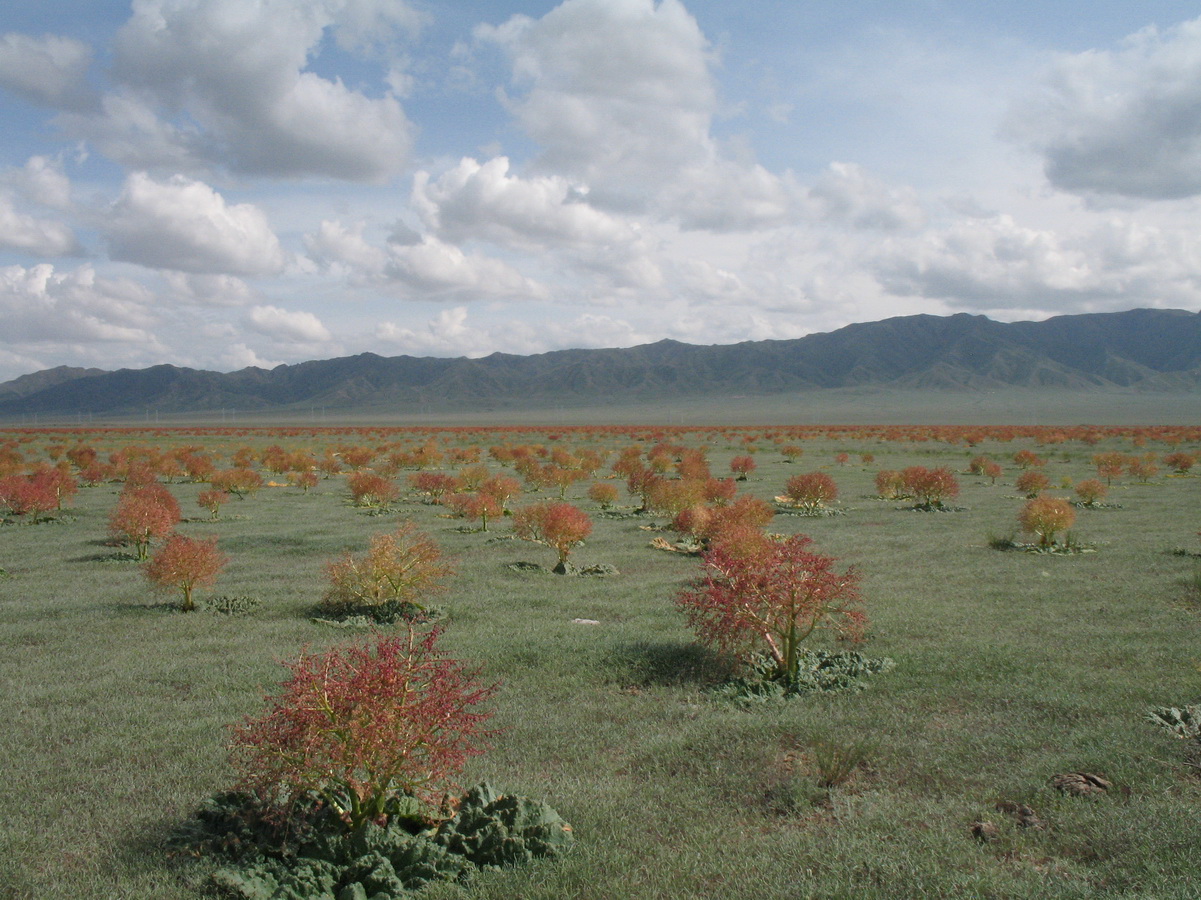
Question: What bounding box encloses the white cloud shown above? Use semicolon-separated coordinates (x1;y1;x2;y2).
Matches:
9;156;72;209
479;0;797;230
0;194;81;256
872;212;1201;314
0;32;96;111
105;172;285;275
1008;16;1201;199
382;235;548;299
161;271;257;307
0;263;157;344
807;162;926;231
92;0;415;180
413;156;638;250
304;219;388;274
246;304;333;342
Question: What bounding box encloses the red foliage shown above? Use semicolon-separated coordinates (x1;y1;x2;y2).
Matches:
446;491;502;531
0;474;58;521
513;501;593;572
1074;479;1107;506
1019;497;1076;548
210;467;264;498
408;471;462;503
108;485;182;558
229;629;496;829
729;455;756;480
587;481;620;508
677;534;866;680
144;533;227;611
347;472;399;508
197;489;230;520
1163;452;1197;474
1015;469;1050;498
901;466;959;507
782;472;838;510
1012;449;1045;469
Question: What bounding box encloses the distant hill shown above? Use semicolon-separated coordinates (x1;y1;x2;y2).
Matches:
2;308;1198;418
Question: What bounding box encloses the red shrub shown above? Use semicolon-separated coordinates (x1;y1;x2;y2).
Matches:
229;629;496;830
144;533;227;611
677;534;866;682
782;472;838;510
901;466;959;508
1019;497;1076;548
729;455;756;480
347;472;399;508
109;485;182;558
1015;470;1050;498
513;502;593;573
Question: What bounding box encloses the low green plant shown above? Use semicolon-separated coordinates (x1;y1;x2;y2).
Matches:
1147;705;1201;741
713;649;894;701
811;735;876;788
178;781;573;900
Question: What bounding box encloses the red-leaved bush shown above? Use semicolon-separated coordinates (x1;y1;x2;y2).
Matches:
229;629;496;830
782;472;838;510
144;533;227;611
108;484;182;558
901;466;959;508
677;534;866;683
513;501;592;573
1019;497;1076;548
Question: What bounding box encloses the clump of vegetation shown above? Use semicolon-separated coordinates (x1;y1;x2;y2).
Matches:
183;631;571;897
108;484;181;559
779;471;838;513
1019;496;1077;550
677;534;879;694
317;523;451;623
513;501;593;574
144;533;227;612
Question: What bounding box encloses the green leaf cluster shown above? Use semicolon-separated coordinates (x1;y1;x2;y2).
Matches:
714;649;894;702
181;782;572;900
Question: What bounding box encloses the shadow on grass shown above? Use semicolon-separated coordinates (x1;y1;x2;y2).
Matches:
605;641;733;688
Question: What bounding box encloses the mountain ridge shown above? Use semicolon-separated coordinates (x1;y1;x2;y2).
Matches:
2;308;1199;417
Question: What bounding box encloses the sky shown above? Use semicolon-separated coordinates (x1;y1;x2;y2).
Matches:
1;0;1200;382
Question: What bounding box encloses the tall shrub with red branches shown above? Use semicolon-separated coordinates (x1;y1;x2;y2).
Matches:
229;628;496;831
677;534;866;685
108;484;181;559
513;501;593;573
144;533;227;611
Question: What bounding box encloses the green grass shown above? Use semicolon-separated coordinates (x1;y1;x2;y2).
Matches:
1;427;1199;898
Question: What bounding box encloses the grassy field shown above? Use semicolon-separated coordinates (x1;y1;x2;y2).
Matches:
1;424;1199;898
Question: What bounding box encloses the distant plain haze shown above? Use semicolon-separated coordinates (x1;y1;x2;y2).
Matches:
1;1;1200;382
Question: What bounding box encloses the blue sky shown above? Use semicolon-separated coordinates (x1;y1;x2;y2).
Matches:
1;0;1200;381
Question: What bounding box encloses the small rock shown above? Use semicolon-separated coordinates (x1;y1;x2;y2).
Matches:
571;618;601;625
970;821;1000;843
1050;772;1111;797
1016;804;1046;830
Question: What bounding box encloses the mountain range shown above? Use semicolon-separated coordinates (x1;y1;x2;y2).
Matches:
2;308;1199;419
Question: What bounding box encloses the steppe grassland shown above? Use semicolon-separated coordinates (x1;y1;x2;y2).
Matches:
1;424;1199;899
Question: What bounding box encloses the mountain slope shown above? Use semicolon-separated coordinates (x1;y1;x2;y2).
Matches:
2;308;1198;417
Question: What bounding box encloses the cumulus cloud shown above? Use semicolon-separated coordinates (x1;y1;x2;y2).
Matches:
161;271;257;307
479;0;797;230
0;263;157;344
61;0;417;180
8;156;72;209
105;172;285;275
0;194;82;256
0;32;96;111
872;212;1201;313
383;235;548;300
413;156;638;250
1008;16;1201;198
304;219;388;275
246;304;333;342
807;162;926;231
